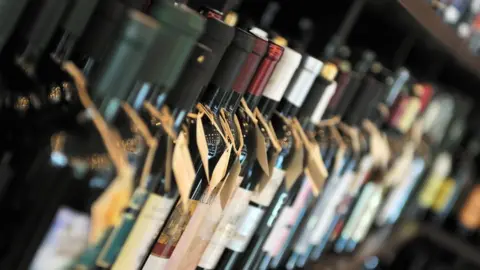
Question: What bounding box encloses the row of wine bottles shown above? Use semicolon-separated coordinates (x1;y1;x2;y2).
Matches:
0;0;478;270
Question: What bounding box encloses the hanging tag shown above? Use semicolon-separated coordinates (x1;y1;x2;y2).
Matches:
208;144;232;196
233;114;245;155
329;125;347;175
219;109;244;156
339;122;360;154
143;102;177;139
317;116;341;127
363;120;390;169
255;108;281;152
256;151;281;194
90;167;134;244
292;118;329;182
219;157;242;209
172;132;196;212
165;137;174;192
240;98;258;124
284;128;304;191
305;143;328;196
196;112;210;182
383;141;415;187
255;124;270;176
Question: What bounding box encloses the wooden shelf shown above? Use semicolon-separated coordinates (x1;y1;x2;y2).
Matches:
397;0;480;79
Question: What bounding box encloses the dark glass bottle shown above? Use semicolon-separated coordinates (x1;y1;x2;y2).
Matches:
216;45;302;270
7;11;158;270
197;39;283;270
91;4;207;267
266;63;339;269
141;17;237;269
233;52;324;270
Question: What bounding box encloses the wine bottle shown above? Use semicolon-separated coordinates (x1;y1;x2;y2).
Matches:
234;52;321;270
196;38;283;270
430;138;479;224
0;0;31;54
216;45;302;270
91;4;207;268
304;72;387;263
266;63;339;269
106;42;214;270
132;0;206;112
333;83;435;256
18;10;159;270
155;27;257;270
141;17;236;269
74;0;132;78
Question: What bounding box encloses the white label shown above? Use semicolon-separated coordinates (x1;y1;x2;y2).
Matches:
262;206;294;256
112;195;175;270
227;206;265;252
166;202;213;270
198;188;253;269
30;207;90;270
311;82;338;124
263;179;312;257
339;183;376;242
310;171;355;244
251;168;285;207
352;185;383;242
377;158;425;226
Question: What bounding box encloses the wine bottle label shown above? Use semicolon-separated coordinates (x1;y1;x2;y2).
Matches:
198;188;252;269
143;199;199;269
417;152;452;209
262;179;312;257
377;158;425;225
351;184;383;242
418;173;447;208
111;194;176;270
310;171;355;245
292;171;343;253
338;183;376;243
97;188;149;268
432;178;456;213
251;168;286;206
166;200;214;270
30;207;90;270
459;185;480;229
227;206;265;252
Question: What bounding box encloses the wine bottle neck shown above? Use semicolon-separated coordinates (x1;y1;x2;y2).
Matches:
277;99;299;118
257;97;279;120
201;84;230;114
223;90;244;114
243;93;262;111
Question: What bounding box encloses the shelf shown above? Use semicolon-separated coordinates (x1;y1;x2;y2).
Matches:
397;0;480;79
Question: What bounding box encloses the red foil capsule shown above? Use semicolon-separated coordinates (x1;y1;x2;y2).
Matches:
232;35;269;94
246;41;284;96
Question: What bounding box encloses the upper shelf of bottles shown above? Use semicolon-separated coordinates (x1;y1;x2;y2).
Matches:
397;0;480;78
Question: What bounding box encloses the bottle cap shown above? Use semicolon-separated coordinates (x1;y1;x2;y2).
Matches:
167;43;213;112
344;77;384;125
246;41;284;96
198;6;224;20
197;17;235;85
354;50;376;74
262;46;302;102
16;0;71;73
249;27;268;39
94;10;159;101
139;1;205;91
63;0;100;38
76;0;128;65
321;63;339;81
0;0;32;52
232;34;269;94
283;55;323;107
298;65;338;124
210;28;255;92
